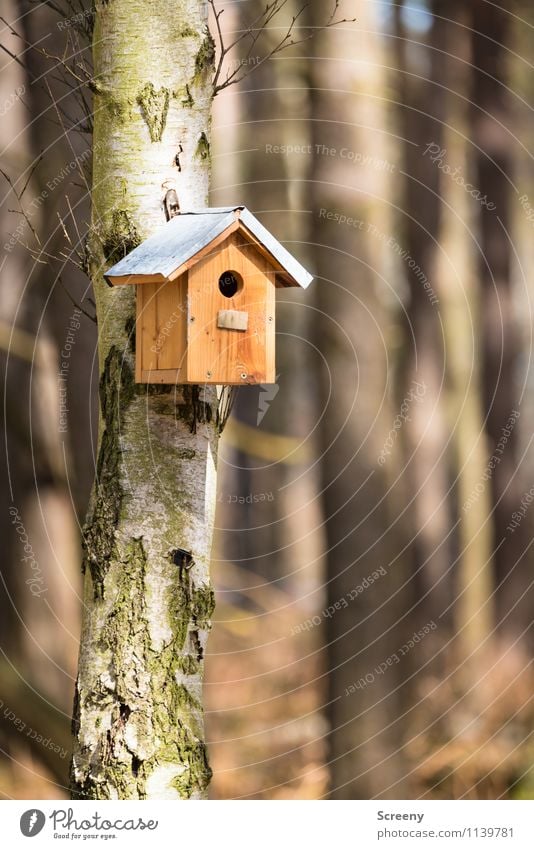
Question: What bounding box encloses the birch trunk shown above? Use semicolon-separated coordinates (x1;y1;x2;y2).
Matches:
71;0;220;799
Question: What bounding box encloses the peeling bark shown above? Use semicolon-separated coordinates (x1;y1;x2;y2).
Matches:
71;0;219;799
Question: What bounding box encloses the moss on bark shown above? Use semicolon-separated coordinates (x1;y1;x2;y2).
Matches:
82;347;135;598
72;537;214;799
101;209;141;264
195;31;215;79
136;82;170;143
196;131;211;161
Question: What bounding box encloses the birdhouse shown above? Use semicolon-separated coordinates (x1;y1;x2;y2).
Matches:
105;206;313;385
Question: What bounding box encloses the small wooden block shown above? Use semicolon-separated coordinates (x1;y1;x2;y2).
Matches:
217;309;249;331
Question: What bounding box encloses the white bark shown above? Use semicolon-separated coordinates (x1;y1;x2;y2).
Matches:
71;0;221;799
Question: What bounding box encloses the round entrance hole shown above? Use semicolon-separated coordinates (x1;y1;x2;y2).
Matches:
218;270;243;298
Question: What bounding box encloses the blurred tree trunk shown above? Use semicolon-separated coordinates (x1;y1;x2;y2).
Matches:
207;0;328;797
213;32;293;586
71;0;220;799
0;0;43;786
469;0;532;637
432;4;494;654
0;0;83;793
309;1;410;798
0;0;34;666
393;0;455;627
214;0;321;596
512;1;534;585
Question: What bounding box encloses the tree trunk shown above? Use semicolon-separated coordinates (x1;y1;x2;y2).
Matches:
393;0;456;627
207;1;329;796
1;0;83;794
429;3;494;656
71;0;220;800
469;0;532;638
309;1;412;798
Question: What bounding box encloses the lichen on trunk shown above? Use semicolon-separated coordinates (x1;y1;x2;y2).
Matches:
71;0;220;800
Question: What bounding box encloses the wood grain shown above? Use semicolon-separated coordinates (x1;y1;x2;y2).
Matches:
186;232;276;384
135;273;187;382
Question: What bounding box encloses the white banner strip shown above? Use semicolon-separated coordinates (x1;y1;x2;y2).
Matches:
3;800;534;848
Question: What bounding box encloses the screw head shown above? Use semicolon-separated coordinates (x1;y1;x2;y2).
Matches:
190;316;195;322
240;372;247;380
206;371;212;378
268;316;273;322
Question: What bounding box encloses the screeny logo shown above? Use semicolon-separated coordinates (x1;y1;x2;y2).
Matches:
20;809;46;837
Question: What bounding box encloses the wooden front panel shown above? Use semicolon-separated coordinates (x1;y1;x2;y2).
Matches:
186;233;276;384
135;274;187;383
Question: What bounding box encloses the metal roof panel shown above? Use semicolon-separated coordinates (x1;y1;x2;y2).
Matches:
239;208;313;289
105;206;313;288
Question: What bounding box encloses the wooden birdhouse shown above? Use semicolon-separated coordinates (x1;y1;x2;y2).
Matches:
105;206;313;385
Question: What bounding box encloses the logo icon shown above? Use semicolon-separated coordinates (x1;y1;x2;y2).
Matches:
20;810;46;837
257;375;280;425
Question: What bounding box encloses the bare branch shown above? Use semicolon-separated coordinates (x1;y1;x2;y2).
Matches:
216;9;304;91
210;0;356;95
208;1;226;91
0;167;41;246
44;76;92;199
225;1;290;55
57;275;97;323
0;40;32;75
28;0;95;40
1;10;94;140
210;0;290;93
19;154;44;199
65;195;83;245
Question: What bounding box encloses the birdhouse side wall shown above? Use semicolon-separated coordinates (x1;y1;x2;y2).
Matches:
135;273;188;383
186;233;276;384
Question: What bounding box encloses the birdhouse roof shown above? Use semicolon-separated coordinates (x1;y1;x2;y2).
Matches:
104;206;313;288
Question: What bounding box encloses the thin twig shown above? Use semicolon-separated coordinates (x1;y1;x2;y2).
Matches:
57;275;97;323
19;154;44;199
44;76;91;198
0;167;41;246
0;40;35;78
210;0;355;95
